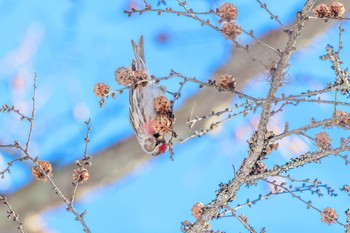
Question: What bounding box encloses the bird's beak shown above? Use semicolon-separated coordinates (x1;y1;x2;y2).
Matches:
153;133;164;144
155;134;163;143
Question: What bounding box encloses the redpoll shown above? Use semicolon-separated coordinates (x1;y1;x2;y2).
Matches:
129;36;170;156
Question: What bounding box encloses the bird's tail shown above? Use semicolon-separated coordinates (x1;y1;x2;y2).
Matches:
131;36;148;72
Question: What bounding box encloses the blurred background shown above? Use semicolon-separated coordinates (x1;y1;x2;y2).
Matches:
0;0;349;232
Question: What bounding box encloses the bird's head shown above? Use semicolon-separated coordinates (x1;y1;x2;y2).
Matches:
143;133;168;156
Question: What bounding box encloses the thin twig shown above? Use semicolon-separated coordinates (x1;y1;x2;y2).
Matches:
0;74;91;233
224;205;257;233
25;73;37;152
180;107;253;143
219;181;335;215
255;0;286;28
0;105;31;122
71;119;92;206
0;196;25;233
308;16;350;20
249;137;350;182
264;179;345;227
83;119;92;160
167;79;187;160
0;154;29;179
124;2;272;68
16;144;91;233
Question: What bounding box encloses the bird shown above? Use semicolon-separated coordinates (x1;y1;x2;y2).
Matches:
128;36;169;156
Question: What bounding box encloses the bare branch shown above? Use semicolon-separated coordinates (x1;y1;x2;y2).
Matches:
0;196;25;233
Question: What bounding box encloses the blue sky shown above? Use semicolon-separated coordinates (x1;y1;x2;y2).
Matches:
0;0;349;232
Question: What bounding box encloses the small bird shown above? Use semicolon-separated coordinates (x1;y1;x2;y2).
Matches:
129;36;168;156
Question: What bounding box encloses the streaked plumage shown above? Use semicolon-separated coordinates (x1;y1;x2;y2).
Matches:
129;36;168;156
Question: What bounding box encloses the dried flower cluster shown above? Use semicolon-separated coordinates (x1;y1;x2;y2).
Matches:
321;207;338;224
334;110;350;128
314;2;345;18
249;130;279;159
328;1;346;17
217;2;241;39
72;167;90;184
217;3;238;21
191;203;204;219
314;4;330;18
153;115;173;134
217;74;236;91
115;67;133;86
154;96;172;115
222;21;241;39
315;132;331;149
115;66;148;89
152;96;174;134
32;161;53;182
191;203;211;230
93;83;110;98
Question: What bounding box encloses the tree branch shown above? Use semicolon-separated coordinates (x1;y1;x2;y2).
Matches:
1;0;347;231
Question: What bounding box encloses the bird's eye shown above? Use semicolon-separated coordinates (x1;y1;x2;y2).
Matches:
143;138;156;152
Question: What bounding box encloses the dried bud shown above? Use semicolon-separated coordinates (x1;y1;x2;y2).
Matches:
218;3;238;21
222;22;241;39
217;74;236;90
32;161;53;182
115;67;149;89
321;207;338;224
94;83;110;98
153;115;174;134
334;110;350;128
182;220;191;227
315;132;331;149
132;70;148;88
72;167;90;184
251;161;267;175
239;214;248;223
265;143;279;156
191;203;204;219
154;96;172;114
180;220;192;233
314;4;331;18
115;67;133;86
328;2;345;18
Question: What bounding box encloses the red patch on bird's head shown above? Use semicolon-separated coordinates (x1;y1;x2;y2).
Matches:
157;143;168;154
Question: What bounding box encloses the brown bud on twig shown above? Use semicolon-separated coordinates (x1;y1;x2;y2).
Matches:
218;3;238;21
72;167;90;184
222;22;241;39
154;96;172;114
314;4;331;18
321;207;338;224
115;67;148;89
153;115;174;134
328;2;345;18
314;2;345;18
94;83;110;98
115;67;134;86
217;74;236;91
334;110;350;128
191;203;204;219
32;161;53;182
315;132;331;149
